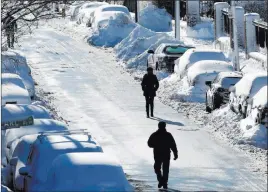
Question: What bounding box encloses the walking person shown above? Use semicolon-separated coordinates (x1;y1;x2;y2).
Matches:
148;121;178;189
141;67;159;118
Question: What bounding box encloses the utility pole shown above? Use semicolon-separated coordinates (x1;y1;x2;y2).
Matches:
231;1;240;71
175;0;180;40
135;0;138;23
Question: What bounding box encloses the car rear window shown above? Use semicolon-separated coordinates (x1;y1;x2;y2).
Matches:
163;46;191;55
220;77;241;88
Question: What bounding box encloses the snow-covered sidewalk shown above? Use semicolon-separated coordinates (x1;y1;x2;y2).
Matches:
16;19;267;191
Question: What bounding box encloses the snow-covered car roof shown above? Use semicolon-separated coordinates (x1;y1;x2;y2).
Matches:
176;48;228;76
2;83;31;105
251;86;267;108
187;60;233;85
46;153;133;192
93;11;131;29
234;72;267;98
80;1;107;10
1;104;51;124
94;4;130;17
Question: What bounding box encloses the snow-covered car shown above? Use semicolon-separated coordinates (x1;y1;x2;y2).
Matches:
69;1;85;20
45;153;134;192
92;11;132;31
88;11;137;47
91;4;131;29
185;60;233;102
246;86;268;125
229;72;267;118
206;72;242;112
2;73;31;105
12;131;103;192
2;51;35;98
76;2;108;25
147;43;194;72
1;104;51;125
3;119;68;163
174;49;229;78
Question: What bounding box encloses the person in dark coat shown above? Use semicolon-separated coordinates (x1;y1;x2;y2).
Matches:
148;121;178;189
141;67;159;118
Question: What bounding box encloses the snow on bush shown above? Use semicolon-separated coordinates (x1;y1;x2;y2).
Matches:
87;12;137;47
115;25;182;70
138;3;172;32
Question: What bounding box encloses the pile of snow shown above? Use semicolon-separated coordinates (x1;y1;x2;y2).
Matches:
250;86;267;108
46;153;133;191
115;25;182;70
88;12;137;47
240;115;267;149
138;3;172;32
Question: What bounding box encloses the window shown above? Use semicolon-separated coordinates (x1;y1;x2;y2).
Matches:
163;46;191;55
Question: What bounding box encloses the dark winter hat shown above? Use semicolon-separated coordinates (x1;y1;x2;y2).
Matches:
147;67;153;72
158;121;166;129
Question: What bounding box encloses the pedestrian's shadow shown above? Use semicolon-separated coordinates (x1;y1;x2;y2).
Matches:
159;188;181;192
151;116;184;127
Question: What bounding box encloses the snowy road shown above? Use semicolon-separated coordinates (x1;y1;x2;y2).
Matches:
18;26;267;191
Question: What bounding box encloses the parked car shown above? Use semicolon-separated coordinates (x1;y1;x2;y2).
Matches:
185;60;233;102
92;11;131;31
2;51;35;98
229;73;267;118
69;1;85;20
147;43;194;72
76;2;108;25
174;48;229;78
91;4;131;29
12;131;103;192
246;86;268;125
45;153;134;192
2;73;31;105
206;72;242;112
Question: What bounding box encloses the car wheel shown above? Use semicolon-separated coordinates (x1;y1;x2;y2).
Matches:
212;95;221;110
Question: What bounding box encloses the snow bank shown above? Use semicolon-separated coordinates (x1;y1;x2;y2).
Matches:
115;25;182;70
240;116;267;149
88;12;137;47
138;3;172;32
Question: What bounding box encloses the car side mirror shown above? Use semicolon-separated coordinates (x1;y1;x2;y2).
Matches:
229;86;235;93
19;167;31;177
147;50;154;54
205;81;211;87
10;157;18;166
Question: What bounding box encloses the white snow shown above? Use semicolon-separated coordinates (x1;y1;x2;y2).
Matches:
14;21;267;191
2;80;31;105
251;86;268;108
138;3;172;32
46;153;134;192
174;49;229;77
1;104;51;124
233;72;267;98
88;12;137;47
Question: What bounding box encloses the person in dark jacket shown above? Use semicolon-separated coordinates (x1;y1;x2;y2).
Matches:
141;67;159;118
148;121;178;189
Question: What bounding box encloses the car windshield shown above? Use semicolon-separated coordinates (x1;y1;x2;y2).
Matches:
163;46;191;55
220;77;241;88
